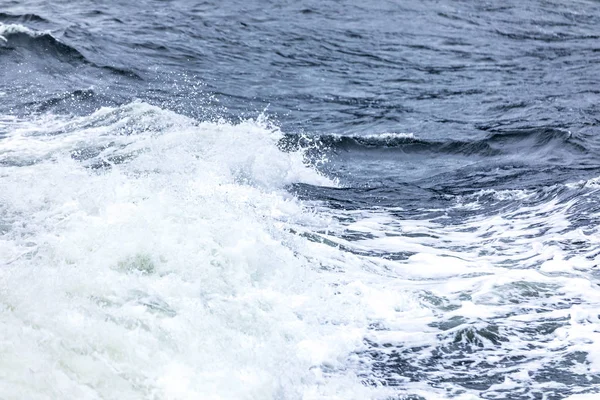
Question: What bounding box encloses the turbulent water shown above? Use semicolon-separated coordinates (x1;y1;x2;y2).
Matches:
1;1;600;399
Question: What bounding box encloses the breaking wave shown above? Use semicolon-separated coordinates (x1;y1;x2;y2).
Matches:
0;102;406;399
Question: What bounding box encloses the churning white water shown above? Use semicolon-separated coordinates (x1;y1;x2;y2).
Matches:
0;102;404;399
1;102;599;399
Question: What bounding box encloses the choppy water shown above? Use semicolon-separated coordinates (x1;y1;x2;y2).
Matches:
1;1;600;399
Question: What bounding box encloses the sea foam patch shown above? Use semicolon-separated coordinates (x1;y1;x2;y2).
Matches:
311;172;600;398
0;102;415;400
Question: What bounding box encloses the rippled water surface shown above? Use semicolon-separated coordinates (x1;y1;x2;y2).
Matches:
1;1;600;399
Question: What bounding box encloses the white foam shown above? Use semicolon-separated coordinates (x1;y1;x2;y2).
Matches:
314;174;600;397
2;102;600;398
0;102;412;399
327;132;416;142
0;23;46;42
465;188;534;201
361;132;416;140
564;394;600;400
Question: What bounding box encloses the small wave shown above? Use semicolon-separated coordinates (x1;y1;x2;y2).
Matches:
566;175;600;190
461;188;534;202
0;23;141;80
282;126;587;158
279;132;417;150
333;132;416;142
0;23;45;42
0;23;86;62
21;89;101;113
0;12;48;24
281;132;499;156
483;126;575;146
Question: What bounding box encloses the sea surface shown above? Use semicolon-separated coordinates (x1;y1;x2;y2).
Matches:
1;1;600;399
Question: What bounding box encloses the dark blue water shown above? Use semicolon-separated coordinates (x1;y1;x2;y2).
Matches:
2;1;600;399
4;0;600;185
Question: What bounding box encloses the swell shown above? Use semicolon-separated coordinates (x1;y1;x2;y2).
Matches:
281;127;589;158
0;28;87;62
0;23;140;79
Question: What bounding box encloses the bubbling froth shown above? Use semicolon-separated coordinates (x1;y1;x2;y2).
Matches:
0;102;404;399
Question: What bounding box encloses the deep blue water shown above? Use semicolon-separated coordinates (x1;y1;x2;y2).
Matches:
2;1;600;399
4;0;600;188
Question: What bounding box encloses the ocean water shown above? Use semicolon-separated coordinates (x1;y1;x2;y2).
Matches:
1;1;600;399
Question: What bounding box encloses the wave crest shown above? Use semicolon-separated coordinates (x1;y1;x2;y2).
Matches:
0;23;45;42
0;101;335;188
282;127;584;158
